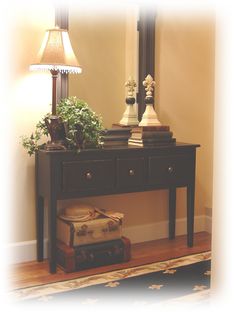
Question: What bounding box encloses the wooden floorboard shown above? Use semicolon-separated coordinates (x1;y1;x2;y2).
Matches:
8;232;211;290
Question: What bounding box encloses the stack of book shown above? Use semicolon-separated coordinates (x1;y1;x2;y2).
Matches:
128;125;176;147
56;206;131;272
100;128;131;147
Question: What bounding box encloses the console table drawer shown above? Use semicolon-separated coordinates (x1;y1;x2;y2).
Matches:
117;157;145;188
62;160;115;192
148;154;193;186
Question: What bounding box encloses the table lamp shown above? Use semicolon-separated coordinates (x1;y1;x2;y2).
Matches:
30;27;82;150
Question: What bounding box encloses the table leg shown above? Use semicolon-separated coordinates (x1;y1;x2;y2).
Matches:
36;196;44;261
169;187;176;240
187;184;195;247
48;195;57;273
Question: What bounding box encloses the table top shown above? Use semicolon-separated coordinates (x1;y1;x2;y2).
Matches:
38;142;200;155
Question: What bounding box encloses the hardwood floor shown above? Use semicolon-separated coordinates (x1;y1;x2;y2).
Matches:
9;232;211;291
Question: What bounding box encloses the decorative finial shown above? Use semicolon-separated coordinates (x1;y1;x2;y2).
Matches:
119;76;139;126
125;76;137;98
143;74;155;98
138;74;161;126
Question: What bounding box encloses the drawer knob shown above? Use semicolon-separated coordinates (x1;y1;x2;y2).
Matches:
168;166;174;174
129;169;135;176
85;172;93;180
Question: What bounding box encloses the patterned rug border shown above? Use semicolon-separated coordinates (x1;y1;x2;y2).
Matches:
12;249;211;292
10;251;211;301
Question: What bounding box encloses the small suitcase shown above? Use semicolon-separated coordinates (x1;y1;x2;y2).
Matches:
56;236;131;273
57;216;122;247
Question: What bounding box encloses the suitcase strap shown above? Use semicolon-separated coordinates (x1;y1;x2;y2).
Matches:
94;207;124;223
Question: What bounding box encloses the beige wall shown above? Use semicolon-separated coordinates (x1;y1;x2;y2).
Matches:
9;4;55;243
9;7;214;244
155;13;215;216
68;7;139;128
68;9;127;128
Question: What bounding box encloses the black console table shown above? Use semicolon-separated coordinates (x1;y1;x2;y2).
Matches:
35;143;200;273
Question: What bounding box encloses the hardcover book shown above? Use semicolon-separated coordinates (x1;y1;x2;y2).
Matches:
100;128;131;136
128;138;176;147
100;135;130;141
100;128;131;146
131;125;170;132
130;131;173;140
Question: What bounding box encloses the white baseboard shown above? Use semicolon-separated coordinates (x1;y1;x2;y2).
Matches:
7;239;48;265
123;215;207;244
7;215;211;264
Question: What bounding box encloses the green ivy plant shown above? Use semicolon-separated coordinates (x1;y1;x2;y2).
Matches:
21;97;103;156
57;97;103;149
21;113;49;156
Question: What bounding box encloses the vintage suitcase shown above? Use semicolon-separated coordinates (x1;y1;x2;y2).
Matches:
57;216;122;247
56;236;131;273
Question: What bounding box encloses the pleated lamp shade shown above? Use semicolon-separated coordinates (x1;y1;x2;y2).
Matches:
30;27;82;74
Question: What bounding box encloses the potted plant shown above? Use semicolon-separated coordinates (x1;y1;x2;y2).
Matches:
21;96;103;156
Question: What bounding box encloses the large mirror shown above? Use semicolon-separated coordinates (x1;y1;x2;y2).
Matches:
56;5;156;127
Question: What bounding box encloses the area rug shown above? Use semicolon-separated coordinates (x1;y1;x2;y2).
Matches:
10;251;211;307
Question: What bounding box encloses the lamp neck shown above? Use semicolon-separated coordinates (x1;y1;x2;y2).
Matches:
50;69;59;115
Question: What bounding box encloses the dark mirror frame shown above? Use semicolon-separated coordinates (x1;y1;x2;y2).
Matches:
55;6;155;121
